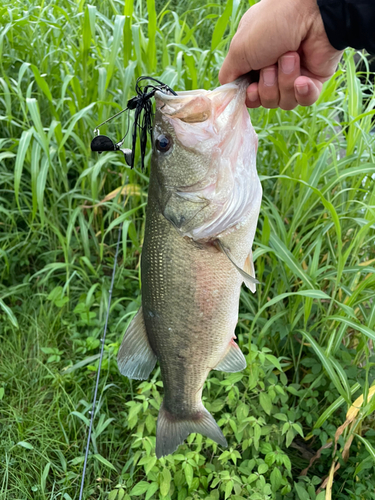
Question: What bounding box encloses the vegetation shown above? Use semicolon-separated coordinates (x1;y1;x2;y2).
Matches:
1;0;375;499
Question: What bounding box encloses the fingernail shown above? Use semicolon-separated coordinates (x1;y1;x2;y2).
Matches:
247;90;258;102
263;68;276;86
296;83;309;95
281;55;295;74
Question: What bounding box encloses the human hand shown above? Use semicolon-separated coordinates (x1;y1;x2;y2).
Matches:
219;0;344;110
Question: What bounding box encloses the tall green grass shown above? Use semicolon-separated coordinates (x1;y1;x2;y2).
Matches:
1;0;375;499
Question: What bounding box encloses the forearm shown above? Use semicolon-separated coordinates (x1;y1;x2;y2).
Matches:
318;0;375;54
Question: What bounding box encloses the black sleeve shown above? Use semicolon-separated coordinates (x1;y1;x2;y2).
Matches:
317;0;375;54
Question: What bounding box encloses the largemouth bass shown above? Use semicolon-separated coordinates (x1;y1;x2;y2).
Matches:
118;77;262;458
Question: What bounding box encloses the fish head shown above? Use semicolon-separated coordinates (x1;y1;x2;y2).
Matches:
153;77;261;240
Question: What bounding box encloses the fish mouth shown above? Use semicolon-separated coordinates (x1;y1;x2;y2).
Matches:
155;76;250;104
154;77;250;124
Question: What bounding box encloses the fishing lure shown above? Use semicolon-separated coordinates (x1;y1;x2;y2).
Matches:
90;76;177;169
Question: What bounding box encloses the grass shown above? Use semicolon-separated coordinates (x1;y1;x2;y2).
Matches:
1;0;375;499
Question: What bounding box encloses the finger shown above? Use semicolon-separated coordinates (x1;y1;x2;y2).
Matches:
278;52;300;110
258;65;279;109
246;82;261;108
294;76;322;106
219;32;252;84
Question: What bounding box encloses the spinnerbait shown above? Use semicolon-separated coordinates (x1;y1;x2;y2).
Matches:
91;76;177;169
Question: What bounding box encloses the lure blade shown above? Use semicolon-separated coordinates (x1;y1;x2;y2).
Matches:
91;135;116;153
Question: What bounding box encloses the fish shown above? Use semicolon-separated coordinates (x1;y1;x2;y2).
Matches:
117;77;262;458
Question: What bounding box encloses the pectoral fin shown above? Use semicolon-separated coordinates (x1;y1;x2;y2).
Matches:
217;240;258;292
214;339;247;373
243;251;256;293
117;307;157;380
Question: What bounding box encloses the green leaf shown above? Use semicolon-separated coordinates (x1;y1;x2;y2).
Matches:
62;354;100;375
17;441;34;450
70;411;90;427
211;0;232;50
160;468;171;497
146;0;156;72
184;463;193;488
145;456;157;476
177;488;187;500
274;413;287;421
58;103;95;151
355;434;375;461
92;454;117;471
269;234;315;288
105;15;125;88
36;156;49;225
259;392;272;415
145;482;159;500
0;299;19;329
108;490;118;500
225;480;233;499
258;463;268;474
328;316;375;344
265;354;282;371
26;98;48;152
31;65;53;102
292;423;304;438
249;290;330;339
130;481;150;496
270;467;282;491
299;330;350;403
14;128;33;207
313;383;360;430
282;454;291;471
286;428;295;447
294;482;310;500
253;423;261;450
41;462;51;492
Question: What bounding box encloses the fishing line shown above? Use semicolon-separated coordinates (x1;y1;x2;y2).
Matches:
79;77;176;499
78;196;125;500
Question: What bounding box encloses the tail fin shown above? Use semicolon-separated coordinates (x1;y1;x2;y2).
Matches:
155;402;227;458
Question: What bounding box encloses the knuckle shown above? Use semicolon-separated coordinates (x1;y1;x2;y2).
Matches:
261;98;279;109
259;85;279;102
280;102;297;110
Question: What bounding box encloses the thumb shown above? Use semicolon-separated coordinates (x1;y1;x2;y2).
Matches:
219;8;261;85
219;0;308;85
219;32;253;85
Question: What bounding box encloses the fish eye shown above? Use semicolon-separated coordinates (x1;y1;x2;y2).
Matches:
156;134;172;153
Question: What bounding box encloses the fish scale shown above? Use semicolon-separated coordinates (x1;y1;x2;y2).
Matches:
143;194;248;404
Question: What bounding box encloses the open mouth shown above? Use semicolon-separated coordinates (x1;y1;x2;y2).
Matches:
155;77;250;124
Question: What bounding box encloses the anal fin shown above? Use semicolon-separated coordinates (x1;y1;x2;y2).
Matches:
117;307;157;380
214;339;247;373
217;239;258;292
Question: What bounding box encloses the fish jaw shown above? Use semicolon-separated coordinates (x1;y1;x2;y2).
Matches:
153;77;261;241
